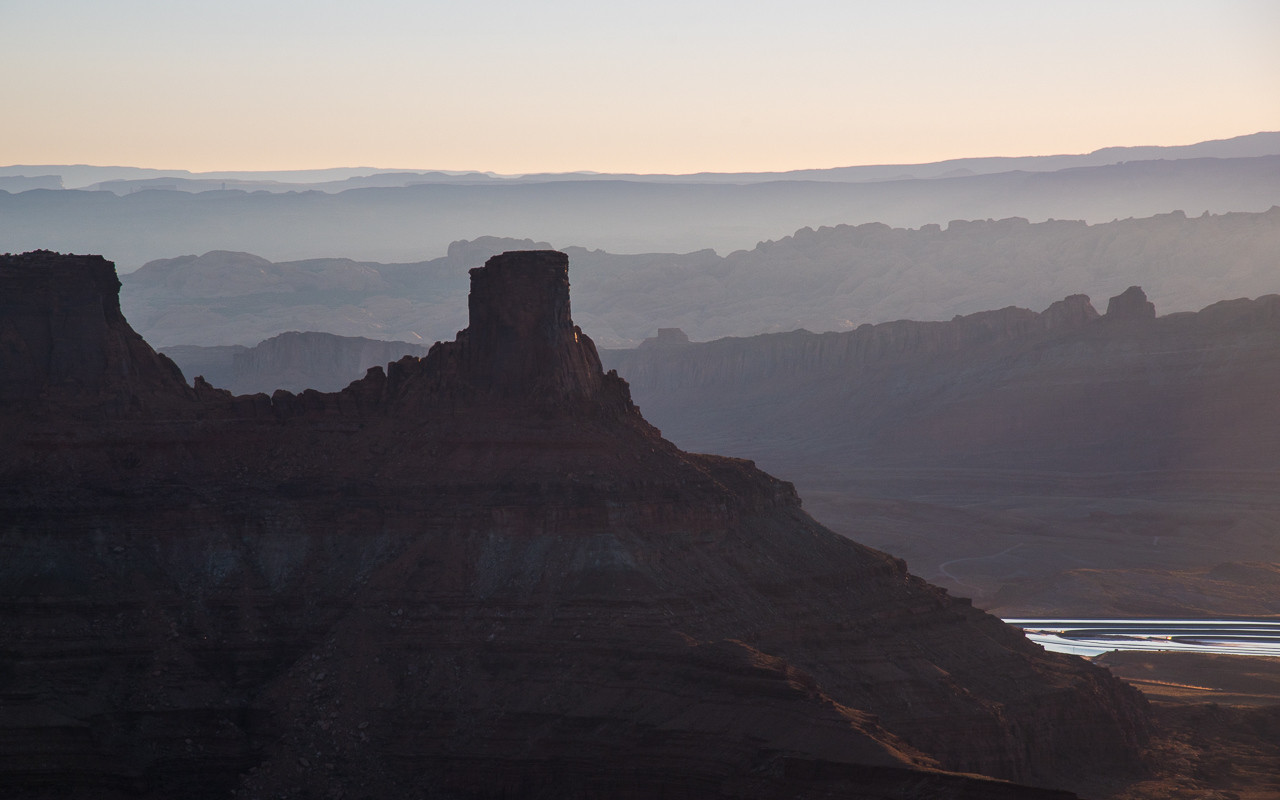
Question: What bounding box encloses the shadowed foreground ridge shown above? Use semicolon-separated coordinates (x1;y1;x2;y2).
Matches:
0;250;1146;799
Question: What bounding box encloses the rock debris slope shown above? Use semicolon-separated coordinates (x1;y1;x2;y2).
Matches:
0;249;1145;799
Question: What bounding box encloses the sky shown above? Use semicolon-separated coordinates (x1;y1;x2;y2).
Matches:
2;0;1278;174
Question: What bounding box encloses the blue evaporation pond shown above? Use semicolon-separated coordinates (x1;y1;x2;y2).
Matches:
1003;619;1280;658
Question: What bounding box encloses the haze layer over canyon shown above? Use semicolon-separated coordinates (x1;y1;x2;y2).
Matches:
3;133;1280;266
117;207;1280;350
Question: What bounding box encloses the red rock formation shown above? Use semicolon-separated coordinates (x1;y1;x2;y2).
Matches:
415;250;620;404
0;250;1146;799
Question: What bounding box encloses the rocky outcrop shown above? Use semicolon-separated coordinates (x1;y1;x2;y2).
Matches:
449;250;610;400
0;250;1149;799
1105;286;1156;320
0;250;191;411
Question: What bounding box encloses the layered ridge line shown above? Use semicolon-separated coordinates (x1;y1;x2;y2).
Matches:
602;285;1280;473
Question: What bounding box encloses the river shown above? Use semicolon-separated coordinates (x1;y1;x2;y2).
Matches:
1003;619;1280;657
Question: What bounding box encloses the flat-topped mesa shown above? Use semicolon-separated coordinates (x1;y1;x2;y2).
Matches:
0;250;191;411
385;250;635;414
1105;286;1157;321
639;327;692;349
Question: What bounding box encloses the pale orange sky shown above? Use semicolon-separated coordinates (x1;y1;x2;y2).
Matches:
2;0;1278;174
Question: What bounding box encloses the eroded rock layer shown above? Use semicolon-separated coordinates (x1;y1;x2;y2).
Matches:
0;250;1145;799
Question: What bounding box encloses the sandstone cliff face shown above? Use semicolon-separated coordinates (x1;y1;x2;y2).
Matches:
0;250;192;411
0;250;1146;799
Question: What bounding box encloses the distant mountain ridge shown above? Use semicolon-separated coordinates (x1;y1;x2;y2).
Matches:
5;154;1279;266
519;131;1280;184
161;331;428;395
3;131;1277;190
116;208;1280;349
602;285;1280;472
120;236;549;346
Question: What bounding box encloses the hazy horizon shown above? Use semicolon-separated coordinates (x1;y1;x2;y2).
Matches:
4;0;1278;174
5;128;1280;180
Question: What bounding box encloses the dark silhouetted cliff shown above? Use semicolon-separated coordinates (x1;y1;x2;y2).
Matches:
0;250;1148;799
